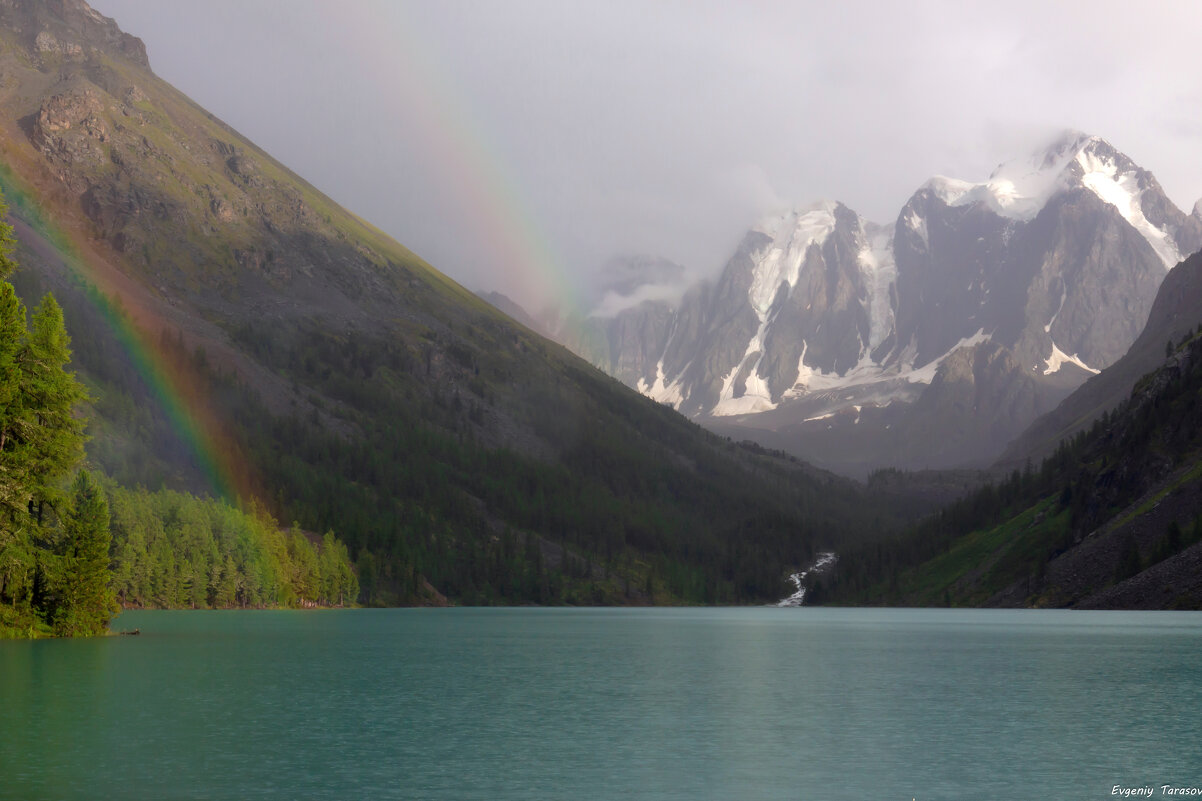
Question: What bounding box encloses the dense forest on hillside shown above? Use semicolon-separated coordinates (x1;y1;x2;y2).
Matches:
820;328;1202;608
15;253;916;609
10;204;925;610
192;316;905;605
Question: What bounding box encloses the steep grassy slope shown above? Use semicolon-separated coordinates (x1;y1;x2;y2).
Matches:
0;1;918;605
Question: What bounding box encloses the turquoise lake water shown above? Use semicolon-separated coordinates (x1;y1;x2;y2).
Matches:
2;607;1200;800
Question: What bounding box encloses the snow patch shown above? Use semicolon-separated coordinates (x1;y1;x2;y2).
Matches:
1076;148;1181;269
638;359;687;408
1045;285;1067;333
711;329;777;416
747;202;839;317
788;343;880;393
781;329;991;401
858;224;897;353
1043;343;1100;376
925;175;976;206
905;209;928;249
904;361;940;384
902;329;993;383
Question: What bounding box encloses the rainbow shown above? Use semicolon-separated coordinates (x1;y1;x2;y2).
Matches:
327;5;589;321
0;163;255;505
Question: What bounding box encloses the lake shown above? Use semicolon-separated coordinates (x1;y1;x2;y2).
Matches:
2;607;1200;800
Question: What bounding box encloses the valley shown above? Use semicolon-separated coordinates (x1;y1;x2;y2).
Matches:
4;3;1201;798
1;0;1200;618
0;0;928;618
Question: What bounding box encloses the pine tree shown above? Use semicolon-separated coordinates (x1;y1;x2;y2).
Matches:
0;281;29;520
213;554;238;607
319;530;358;605
50;471;115;636
0;189;97;636
0;207;37;629
0;195;14;281
20;293;86;520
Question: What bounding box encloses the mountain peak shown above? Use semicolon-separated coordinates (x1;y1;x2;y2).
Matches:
917;132;1182;268
585;254;690;318
921;131;1114;221
751;200;847;240
591;254;686;301
1002;129;1097;177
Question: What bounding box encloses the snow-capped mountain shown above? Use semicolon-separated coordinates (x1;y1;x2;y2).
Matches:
895;132;1199;377
584;132;1202;474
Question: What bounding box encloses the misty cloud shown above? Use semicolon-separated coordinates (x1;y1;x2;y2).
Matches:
91;0;1202;311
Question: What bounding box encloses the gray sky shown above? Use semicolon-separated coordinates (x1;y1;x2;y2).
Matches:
89;0;1202;312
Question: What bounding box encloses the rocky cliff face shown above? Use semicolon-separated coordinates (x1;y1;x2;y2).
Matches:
0;2;415;334
0;0;148;68
0;0;550;456
999;250;1202;469
586;132;1201;474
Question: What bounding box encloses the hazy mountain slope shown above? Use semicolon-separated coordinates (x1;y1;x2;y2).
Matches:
474;291;549;337
820;308;1202;609
0;0;916;605
997;250;1202;469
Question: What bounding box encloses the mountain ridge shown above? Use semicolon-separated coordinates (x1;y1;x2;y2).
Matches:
567;132;1201;475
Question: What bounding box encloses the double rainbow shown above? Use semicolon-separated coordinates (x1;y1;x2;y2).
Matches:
0;5;586;506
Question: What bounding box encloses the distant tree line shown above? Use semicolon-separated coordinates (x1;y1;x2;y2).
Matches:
106;481;358;609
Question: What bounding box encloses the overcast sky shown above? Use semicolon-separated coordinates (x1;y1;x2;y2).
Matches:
89;0;1202;311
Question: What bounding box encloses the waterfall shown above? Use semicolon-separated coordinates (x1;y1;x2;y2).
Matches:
777;552;838;607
